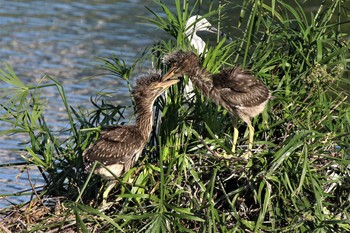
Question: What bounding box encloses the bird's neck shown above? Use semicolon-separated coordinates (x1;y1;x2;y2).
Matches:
189;67;213;98
135;99;155;140
185;27;196;38
186;31;206;55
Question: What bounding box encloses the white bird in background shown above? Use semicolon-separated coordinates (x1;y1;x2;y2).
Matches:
183;15;218;98
185;15;218;55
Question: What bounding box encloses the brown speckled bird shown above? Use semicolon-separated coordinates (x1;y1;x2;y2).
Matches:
162;50;271;156
83;72;179;178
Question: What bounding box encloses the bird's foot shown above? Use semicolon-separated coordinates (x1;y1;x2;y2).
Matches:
213;149;248;162
100;201;114;211
241;150;252;160
200;137;245;161
101;181;117;206
220;151;236;159
232;144;253;160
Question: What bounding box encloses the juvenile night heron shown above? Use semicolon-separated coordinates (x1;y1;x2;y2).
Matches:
83;72;179;179
162;50;271;157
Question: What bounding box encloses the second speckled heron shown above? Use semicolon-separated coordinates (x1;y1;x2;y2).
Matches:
162;50;271;157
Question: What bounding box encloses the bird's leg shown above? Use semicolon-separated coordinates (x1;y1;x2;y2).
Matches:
231;116;238;153
242;119;254;159
102;180;117;207
248;120;254;151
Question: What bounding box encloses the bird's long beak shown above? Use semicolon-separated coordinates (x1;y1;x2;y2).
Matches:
159;77;180;90
163;78;180;87
161;67;180;88
162;66;177;81
208;26;233;41
207;25;218;34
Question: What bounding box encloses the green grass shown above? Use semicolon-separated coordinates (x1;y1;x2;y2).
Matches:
1;0;349;232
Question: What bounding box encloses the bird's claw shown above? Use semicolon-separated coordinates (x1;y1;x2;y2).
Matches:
100;201;114;211
241;150;252;160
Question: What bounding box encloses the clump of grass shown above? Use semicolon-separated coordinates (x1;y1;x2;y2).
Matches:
1;0;349;232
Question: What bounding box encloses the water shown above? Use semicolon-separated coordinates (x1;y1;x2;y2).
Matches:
0;0;346;208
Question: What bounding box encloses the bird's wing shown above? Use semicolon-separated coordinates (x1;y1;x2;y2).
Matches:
84;126;144;166
213;67;260;93
212;68;270;108
100;125;137;142
84;137;144;166
217;86;269;108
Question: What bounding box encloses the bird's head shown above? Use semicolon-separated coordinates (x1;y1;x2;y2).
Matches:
162;50;200;81
185;15;218;35
132;71;180;101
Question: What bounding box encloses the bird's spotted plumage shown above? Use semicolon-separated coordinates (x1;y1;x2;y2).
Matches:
211;67;271;109
84;126;145;177
163;51;201;78
83;72;179;178
163;50;271;155
134;71;162;88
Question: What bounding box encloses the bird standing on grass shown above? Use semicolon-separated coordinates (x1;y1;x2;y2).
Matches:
162;50;271;157
83;72;179;178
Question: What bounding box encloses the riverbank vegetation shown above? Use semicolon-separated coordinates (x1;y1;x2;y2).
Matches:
1;0;349;232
